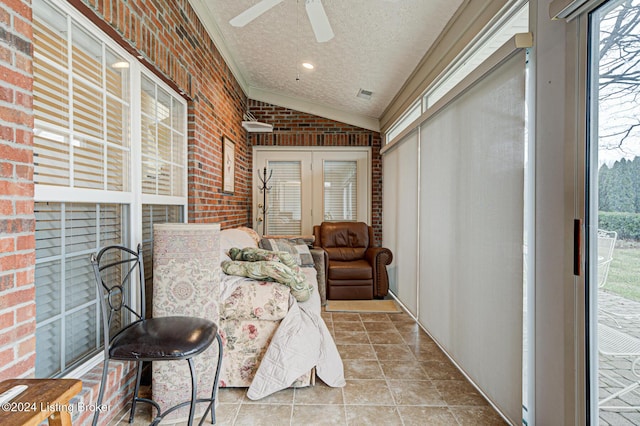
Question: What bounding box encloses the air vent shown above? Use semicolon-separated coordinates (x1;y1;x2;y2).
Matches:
357;89;373;100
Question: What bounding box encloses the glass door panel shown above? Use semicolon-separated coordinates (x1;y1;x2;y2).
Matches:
588;0;640;422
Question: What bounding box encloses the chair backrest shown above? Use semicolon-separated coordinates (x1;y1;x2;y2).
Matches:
90;244;145;348
597;229;617;288
315;222;371;261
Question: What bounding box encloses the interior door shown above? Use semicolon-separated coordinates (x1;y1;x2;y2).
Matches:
253;151;312;236
253;148;371;236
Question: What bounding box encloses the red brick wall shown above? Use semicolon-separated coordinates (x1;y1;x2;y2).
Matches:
71;0;251;229
247;99;383;245
0;0;36;379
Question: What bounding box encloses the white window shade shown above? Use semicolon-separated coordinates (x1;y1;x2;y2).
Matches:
418;51;526;424
382;130;419;316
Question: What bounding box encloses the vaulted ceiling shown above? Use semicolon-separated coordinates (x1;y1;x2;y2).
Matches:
188;0;464;131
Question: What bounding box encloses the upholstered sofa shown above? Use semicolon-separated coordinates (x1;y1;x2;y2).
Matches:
313;221;393;300
216;228;340;396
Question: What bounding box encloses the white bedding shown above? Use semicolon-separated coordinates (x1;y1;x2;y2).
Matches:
221;267;345;399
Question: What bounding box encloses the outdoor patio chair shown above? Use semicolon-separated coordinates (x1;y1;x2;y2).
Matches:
597;229;617;288
598;322;640;410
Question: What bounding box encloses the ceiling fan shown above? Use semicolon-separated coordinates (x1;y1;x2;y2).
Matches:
230;0;335;43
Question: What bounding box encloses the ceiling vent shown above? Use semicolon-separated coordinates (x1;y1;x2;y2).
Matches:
357;89;373;100
242;112;273;133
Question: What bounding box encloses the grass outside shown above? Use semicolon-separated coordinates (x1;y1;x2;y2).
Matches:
605;245;640;302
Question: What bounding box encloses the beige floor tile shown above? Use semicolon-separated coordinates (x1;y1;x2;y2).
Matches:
372;344;417;361
379;360;430;380
388;312;417;323
343;359;384;380
420;360;466;380
218;387;247;403
343;379;394;405
331;312;362;322
410;344;450;362
359;313;392;322
336;344;376;360
242;387;294;404
213;403;240;426
367;331;405;345
393;322;422;333
387;379;445;406
397;406;459;425
333;330;370;345
344;405;402;425
363;321;398;332
112;310;508;426
403;333;436;346
432;380;489;406
292;404;347;425
334;321;366;332
294;381;344;405
233;404;292;426
450;406;508;425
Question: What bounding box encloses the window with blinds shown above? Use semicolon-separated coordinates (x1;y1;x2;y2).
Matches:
141;75;186;197
323;161;357;221
34;202;128;377
32;0;187;378
266;161;302;235
33;0;130;191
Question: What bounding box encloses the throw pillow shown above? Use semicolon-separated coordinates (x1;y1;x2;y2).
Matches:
259;238;315;267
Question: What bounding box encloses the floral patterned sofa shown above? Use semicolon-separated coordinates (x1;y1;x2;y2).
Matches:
217;227;329;390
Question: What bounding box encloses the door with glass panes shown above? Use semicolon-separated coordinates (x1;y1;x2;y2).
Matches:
253;148;370;236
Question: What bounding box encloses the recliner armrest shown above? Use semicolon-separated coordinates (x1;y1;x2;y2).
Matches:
365;247;393;299
310;247;328;306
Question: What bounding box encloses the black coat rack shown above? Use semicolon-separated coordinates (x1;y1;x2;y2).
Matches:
257;167;273;235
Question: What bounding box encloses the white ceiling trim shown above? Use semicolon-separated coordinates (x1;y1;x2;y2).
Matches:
248;86;380;132
189;0;379;132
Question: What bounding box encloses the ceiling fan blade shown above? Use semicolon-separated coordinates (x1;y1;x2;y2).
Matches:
230;0;284;27
305;0;334;42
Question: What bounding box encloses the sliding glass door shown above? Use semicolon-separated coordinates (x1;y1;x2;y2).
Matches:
587;0;640;422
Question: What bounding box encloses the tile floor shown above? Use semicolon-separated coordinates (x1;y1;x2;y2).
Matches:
109;309;507;425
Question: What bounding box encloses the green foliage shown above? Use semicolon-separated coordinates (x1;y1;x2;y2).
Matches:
599;211;640;240
598;158;640;213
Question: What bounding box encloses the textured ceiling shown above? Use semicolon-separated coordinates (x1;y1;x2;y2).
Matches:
189;0;464;130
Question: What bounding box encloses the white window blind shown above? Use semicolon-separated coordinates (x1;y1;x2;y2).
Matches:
141;75;186;197
266;161;302;235
34;202;127;377
33;0;130;192
323;161;357;221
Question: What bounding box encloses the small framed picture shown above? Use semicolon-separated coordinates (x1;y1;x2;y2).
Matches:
222;136;235;194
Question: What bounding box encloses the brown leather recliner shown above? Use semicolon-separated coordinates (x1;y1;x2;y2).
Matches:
313;222;393;300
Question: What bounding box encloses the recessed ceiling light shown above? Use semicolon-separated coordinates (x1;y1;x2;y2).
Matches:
302;62;315;70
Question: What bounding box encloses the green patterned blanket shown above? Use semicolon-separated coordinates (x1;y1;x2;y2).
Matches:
222;247;313;302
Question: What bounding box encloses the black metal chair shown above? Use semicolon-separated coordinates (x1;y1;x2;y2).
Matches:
90;244;222;426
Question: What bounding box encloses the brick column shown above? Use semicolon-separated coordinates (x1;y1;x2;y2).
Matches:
0;0;36;379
